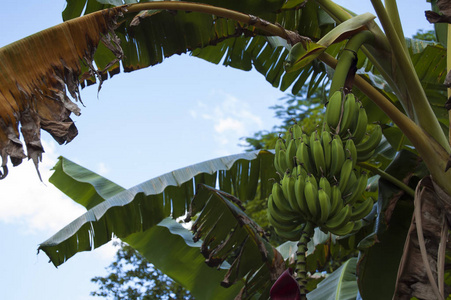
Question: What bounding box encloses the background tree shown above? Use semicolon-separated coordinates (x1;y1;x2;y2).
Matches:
91;242;193;300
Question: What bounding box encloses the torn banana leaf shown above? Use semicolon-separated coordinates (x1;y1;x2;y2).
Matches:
39;149;278;298
188;184;286;298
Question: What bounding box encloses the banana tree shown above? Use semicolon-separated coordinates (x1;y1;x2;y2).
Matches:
1;0;451;299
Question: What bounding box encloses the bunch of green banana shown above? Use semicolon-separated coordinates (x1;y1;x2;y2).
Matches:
269;115;378;239
325;91;382;162
274;126;303;174
267;176;306;240
325;91;359;137
268;168;374;238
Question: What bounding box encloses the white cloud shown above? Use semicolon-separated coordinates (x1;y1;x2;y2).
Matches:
92;238;120;262
96;162;110;176
0;139;119;262
214;117;245;134
192;90;265;156
189;109;197;118
0;140;85;234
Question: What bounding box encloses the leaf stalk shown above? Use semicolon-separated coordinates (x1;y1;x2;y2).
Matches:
125;2;290;41
370;0;450;152
357;161;415;197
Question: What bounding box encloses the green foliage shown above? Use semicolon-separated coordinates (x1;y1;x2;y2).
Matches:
91;242;194;300
412;29;437;42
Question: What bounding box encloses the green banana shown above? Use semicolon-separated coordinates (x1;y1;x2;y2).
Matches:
267;194;298;224
330;184;344;216
274;138;286;174
306;173;318;188
304;177;319;221
295;174;311;219
267;209;300;232
321;130;332;173
344;171;368;206
274;224;303;241
345;138;358;168
275;137;286;153
330;220;355;236
284;129;293;143
319;176;331;198
312;134;326;175
343;170;357;197
285;138;297;170
301;133;310;147
292;123;303;140
356;125;382;156
291;165;299;177
296;141;314;174
274;156;282;175
351;104;368;144
329;135;345;178
295;165;308;179
282;173;302;213
356;149;376;162
325;90;343;130
338;158;353;193
309;130;318;147
324;204;352;231
350;197;374;221
318;188;331;225
272;182;293;214
334;133;344;147
277;149;289;173
339;93;357;136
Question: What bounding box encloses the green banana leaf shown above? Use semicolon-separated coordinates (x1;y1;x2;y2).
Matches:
61;0;336;95
307;257;358;300
2;0;448;176
39;150;279;298
188;184;286;298
124;217;243;300
49;156;240;298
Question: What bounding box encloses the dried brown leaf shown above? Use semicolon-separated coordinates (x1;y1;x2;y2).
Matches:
0;6;127;178
394;177;451;300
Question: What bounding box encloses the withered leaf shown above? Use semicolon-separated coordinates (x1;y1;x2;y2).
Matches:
0;6;127;178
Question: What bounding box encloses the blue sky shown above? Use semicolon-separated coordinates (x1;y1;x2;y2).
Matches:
0;1;434;299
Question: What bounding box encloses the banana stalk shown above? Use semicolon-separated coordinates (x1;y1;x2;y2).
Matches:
329;30;374;94
295;221;315;298
358;162;415;197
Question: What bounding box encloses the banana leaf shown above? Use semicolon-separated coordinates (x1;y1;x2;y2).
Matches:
39;149;278;298
188;184;286;298
306;257;358;300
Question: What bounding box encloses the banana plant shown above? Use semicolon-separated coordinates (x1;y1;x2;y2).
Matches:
0;0;450;299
